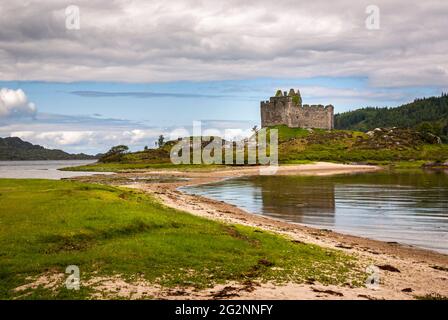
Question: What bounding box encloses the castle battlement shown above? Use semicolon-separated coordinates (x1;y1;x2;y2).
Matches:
260;89;334;130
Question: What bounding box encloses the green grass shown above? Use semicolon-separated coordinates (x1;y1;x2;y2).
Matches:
276;127;448;164
375;161;428;169
280;144;448;164
62;126;448;172
0;179;361;299
267;125;311;142
61;162;228;172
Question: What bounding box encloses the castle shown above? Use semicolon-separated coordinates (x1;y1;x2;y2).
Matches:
260;89;334;130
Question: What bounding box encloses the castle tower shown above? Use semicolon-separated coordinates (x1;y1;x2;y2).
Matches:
260;88;334;130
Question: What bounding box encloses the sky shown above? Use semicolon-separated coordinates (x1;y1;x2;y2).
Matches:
0;0;447;154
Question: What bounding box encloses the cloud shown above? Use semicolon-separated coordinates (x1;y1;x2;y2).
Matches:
12;130;94;146
11;129;161;147
0;88;37;118
70;90;228;99
9;128;163;153
2;112;255;154
0;0;446;88
0;111;161;153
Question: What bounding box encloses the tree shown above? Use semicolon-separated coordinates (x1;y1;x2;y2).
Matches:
107;145;129;154
158;135;165;148
416;122;442;136
99;145;129;162
144;145;148;151
333;93;448;143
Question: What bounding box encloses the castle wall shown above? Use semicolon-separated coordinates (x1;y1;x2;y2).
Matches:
261;98;291;127
260;91;334;130
292;104;334;129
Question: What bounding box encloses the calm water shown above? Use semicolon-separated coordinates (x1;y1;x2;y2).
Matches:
0;160;110;179
183;171;448;254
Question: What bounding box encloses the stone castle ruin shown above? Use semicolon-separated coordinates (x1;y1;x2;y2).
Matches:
260;89;334;130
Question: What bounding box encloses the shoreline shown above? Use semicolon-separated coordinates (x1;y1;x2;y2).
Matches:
73;162;448;299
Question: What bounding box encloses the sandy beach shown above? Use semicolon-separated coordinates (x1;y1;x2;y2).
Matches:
73;162;448;300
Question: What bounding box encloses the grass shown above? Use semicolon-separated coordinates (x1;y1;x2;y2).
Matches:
61;162;229;172
62;126;448;173
415;293;448;300
62;161;317;173
0;179;362;299
374;161;428;169
267;125;311;143
276;126;448;164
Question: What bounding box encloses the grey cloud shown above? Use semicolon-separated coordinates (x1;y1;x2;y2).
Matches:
0;0;447;87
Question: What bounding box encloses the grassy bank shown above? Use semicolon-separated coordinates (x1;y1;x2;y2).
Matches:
273;126;448;163
60;162;229;172
62;126;448;172
0;179;361;299
62;161;314;173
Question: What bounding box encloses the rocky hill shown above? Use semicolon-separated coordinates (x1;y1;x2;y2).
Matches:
335;94;448;142
274;126;447;163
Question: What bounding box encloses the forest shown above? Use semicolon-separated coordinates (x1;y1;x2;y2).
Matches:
335;94;448;142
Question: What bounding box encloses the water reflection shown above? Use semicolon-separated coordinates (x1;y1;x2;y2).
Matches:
253;176;336;225
183;171;448;254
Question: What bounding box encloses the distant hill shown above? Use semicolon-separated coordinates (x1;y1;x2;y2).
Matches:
334;94;448;142
0;137;97;160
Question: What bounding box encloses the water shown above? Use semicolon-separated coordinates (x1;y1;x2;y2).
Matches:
182;171;448;254
0;160;111;179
